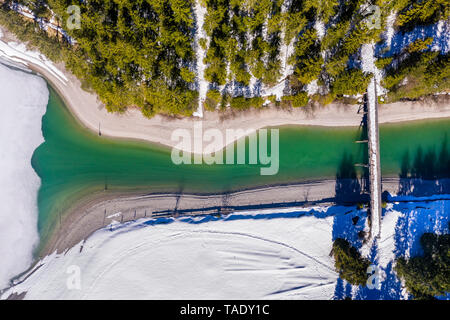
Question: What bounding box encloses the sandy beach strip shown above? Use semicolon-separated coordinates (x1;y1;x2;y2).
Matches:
41;180;339;256
40;176;420;257
1;26;450;154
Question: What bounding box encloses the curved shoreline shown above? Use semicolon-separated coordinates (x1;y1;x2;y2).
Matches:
1;25;450;155
28;60;450;155
41;176;418;257
40;179;340;256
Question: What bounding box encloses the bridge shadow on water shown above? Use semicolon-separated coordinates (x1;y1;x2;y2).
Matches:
332;107;374;299
335;102;370;205
334;152;369;204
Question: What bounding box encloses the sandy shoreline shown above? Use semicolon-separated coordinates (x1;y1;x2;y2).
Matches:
1;25;449;155
40;176;422;257
39;180;333;256
41;180;337;256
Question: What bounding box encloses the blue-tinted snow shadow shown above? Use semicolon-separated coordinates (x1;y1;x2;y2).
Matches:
105;204;357;237
392;200;449;260
142;205;355;227
391;200;450;300
333;199;450;300
375;21;449;57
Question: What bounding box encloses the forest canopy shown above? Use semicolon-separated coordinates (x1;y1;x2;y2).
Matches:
0;0;448;117
395;233;450;300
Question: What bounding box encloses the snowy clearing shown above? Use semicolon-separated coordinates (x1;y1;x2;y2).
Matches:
3;198;449;300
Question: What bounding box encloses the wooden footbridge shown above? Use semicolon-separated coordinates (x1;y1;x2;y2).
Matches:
357;77;382;239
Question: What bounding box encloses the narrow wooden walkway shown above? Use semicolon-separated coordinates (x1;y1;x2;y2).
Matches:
366;77;382;238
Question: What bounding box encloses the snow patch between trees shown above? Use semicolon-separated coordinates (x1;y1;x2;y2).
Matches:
193;0;208;117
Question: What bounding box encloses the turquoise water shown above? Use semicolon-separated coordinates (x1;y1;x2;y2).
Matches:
32;87;450;245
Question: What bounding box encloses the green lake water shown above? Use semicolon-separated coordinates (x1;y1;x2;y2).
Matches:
32;87;450;243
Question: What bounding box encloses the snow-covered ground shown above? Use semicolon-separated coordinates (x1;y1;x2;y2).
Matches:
306;79;319;96
261;0;294;101
3;198;448;300
384;11;397;48
193;0;207;117
2;207;340;299
361;43;385;95
334;197;449;300
377;19;450;57
314;20;325;41
7;2;75;45
0;29;68;84
0;62;48;289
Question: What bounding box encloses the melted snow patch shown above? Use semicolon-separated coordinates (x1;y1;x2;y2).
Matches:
306;79;319;95
314;20;325;40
